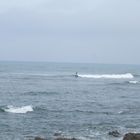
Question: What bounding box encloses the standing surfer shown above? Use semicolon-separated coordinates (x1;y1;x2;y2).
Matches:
75;72;78;78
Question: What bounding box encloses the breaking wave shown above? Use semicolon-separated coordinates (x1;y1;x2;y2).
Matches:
4;105;33;114
78;73;134;79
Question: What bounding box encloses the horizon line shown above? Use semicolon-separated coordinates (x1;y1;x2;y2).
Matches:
0;60;139;66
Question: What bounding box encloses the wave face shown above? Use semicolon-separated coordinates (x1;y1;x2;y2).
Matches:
4;105;33;114
78;73;134;79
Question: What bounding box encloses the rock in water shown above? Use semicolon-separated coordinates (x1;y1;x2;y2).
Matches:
108;130;121;137
123;133;140;140
34;137;45;140
55;138;77;140
54;132;62;136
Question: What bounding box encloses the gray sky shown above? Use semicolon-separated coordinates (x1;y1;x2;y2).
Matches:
0;0;140;64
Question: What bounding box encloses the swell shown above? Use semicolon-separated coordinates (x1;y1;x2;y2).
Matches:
23;91;59;96
34;106;114;115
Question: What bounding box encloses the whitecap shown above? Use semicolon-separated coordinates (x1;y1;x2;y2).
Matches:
5;105;33;114
129;80;139;84
78;73;134;79
118;111;124;114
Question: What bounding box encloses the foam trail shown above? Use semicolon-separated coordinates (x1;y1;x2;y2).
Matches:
78;73;134;79
5;105;33;114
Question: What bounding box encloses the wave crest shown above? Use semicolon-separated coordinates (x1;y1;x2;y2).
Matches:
78;73;134;79
4;105;33;114
129;80;139;84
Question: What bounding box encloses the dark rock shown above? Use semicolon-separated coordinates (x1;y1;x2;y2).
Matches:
123;133;140;140
108;130;121;137
54;132;62;136
34;136;45;140
55;137;77;140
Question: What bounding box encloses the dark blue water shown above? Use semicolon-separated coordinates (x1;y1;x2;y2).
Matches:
0;61;140;140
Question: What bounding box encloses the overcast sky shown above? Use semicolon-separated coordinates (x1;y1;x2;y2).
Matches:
0;0;140;64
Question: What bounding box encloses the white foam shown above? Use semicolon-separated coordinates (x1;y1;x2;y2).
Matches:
78;73;134;79
129;80;139;84
5;105;33;114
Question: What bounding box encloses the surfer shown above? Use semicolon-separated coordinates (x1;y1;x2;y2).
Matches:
75;72;78;78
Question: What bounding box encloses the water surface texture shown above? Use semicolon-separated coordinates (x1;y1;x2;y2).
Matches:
0;62;140;140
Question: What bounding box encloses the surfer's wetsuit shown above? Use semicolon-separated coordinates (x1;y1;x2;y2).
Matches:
75;72;78;78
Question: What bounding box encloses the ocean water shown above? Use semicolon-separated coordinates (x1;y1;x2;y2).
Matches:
0;61;140;140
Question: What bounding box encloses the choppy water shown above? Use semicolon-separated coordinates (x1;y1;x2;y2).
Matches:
0;61;140;140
